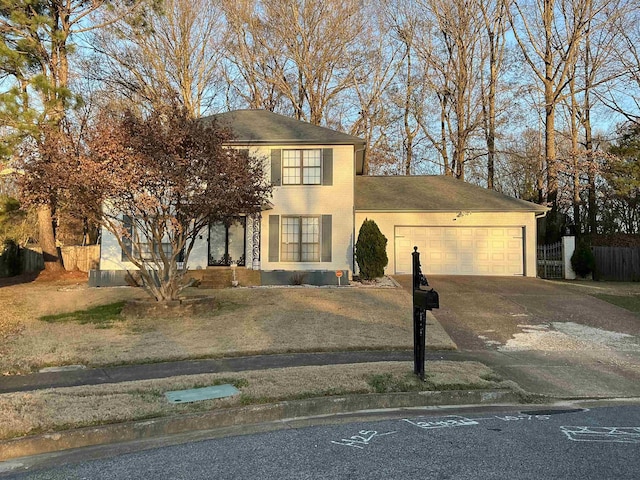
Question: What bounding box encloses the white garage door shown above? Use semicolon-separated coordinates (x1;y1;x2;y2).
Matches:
395;226;524;275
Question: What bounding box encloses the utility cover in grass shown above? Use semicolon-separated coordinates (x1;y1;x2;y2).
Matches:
165;384;240;404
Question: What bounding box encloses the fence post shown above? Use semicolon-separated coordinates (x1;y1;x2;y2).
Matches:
562;236;576;280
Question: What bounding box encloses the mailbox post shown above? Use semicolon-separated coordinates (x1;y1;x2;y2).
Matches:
412;247;439;381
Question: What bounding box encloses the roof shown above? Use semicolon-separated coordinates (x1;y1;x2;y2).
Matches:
202;109;365;146
355;175;548;213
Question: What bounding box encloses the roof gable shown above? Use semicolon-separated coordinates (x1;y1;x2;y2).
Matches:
355;176;548;213
202;109;365;146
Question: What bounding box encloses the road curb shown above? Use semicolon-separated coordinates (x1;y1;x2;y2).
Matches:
0;389;520;462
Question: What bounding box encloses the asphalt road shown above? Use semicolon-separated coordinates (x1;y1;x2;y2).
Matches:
4;404;640;479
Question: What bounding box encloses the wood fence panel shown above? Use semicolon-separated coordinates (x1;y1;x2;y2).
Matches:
592;246;640;281
21;247;45;273
61;245;100;272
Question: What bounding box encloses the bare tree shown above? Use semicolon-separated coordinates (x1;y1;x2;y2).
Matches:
348;3;404;175
221;0;364;125
479;0;509;189
91;0;224;116
509;0;600;211
414;0;484;181
597;0;640;125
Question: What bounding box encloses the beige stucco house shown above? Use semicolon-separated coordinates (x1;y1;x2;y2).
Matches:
95;109;547;286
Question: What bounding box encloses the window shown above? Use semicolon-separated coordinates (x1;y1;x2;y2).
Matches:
281;216;320;262
282;149;321;185
120;215;175;262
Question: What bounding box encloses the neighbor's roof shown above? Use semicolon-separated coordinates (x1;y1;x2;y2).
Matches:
355;175;548;213
202;109;365;146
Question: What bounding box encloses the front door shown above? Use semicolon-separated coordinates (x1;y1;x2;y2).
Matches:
209;218;246;266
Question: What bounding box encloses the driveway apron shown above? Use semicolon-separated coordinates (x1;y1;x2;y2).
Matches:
395;275;640;399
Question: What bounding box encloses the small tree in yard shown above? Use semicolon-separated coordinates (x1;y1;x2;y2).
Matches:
355;219;388;280
75;105;271;302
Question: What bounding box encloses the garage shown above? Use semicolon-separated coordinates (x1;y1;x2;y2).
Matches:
394;226;524;275
355;176;548;278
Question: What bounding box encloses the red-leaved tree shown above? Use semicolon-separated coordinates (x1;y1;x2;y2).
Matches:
74;106;271;301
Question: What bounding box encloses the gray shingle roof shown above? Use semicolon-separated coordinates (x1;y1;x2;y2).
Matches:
202;109;365;146
355;175;548;213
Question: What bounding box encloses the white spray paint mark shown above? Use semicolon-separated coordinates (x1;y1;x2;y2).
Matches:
403;415;479;430
331;430;397;449
561;426;640;444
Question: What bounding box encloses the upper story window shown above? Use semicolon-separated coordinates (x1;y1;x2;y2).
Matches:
282;149;322;185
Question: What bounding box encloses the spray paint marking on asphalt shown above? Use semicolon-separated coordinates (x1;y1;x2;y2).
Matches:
329;411;601;450
561;426;640;444
331;430;397;449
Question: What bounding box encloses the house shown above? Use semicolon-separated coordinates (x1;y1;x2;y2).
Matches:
94;109;547;286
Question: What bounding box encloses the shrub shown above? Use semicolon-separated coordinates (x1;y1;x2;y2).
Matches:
571;240;596;278
1;239;21;277
355;219;388;280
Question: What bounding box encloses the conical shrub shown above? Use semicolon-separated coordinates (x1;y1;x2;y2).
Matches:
355;219;388;280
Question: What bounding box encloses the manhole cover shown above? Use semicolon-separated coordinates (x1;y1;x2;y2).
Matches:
165;384;240;404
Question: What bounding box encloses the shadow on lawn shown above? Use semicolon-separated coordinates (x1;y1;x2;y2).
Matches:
0;271;40;288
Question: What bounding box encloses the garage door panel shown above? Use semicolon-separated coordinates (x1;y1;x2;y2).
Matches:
395;226;523;276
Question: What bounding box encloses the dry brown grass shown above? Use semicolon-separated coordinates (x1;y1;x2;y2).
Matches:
0;361;505;440
0;280;445;374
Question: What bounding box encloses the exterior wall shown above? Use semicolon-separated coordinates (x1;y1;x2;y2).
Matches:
100;224;209;271
355;211;539;277
100;226;136;271
98;144;355;275
258;144;355;275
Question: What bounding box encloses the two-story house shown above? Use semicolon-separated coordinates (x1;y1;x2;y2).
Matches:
94;109;547;286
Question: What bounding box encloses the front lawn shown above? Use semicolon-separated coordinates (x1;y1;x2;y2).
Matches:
0;281;442;375
592;294;640;315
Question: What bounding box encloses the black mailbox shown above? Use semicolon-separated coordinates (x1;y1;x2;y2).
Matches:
413;287;439;310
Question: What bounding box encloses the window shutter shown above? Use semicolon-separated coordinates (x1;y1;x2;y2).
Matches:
269;215;280;262
121;215;133;261
322;148;333;186
271;149;282;186
321;215;332;262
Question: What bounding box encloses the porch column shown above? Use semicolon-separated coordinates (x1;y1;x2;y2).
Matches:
252;213;261;270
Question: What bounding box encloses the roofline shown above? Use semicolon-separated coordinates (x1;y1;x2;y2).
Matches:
224;139;366;146
355;208;549;213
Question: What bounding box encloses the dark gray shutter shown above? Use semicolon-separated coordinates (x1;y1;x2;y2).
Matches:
269;215;280;262
321;215;332;262
322;148;333;186
271;149;282;186
121;215;133;261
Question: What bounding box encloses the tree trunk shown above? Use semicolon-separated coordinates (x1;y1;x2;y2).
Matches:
37;204;63;272
545;90;557;206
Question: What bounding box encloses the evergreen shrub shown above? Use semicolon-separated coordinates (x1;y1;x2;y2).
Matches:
1;239;21;277
571;240;596;278
355;219;388;280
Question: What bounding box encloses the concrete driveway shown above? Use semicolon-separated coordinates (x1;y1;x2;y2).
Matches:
395;275;640;400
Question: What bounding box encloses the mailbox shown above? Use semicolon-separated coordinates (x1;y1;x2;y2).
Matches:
413;287;439;310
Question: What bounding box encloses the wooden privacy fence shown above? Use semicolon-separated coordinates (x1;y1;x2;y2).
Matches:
537;241;564;279
22;247;45;273
60;245;100;272
0;245;99;277
592;246;640;281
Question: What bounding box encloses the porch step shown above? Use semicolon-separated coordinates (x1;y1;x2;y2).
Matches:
186;267;261;289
